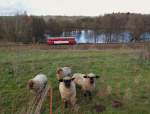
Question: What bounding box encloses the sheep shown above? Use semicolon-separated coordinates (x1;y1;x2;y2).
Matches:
56;67;72;81
28;74;48;95
59;76;76;108
73;73;99;98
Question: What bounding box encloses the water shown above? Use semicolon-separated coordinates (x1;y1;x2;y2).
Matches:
62;30;150;43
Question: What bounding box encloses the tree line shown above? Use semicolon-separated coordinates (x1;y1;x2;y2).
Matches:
0;13;150;43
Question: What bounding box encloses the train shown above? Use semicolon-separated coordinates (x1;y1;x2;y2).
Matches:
47;37;76;45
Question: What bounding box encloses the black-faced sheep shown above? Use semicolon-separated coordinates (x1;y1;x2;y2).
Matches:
73;73;99;98
28;74;48;94
56;67;72;81
59;76;76;108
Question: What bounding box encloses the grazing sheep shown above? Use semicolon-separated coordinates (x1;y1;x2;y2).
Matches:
28;74;48;94
56;67;72;81
59;76;76;108
73;73;99;98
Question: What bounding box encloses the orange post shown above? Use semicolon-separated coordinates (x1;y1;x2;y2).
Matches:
49;88;52;114
56;95;58;114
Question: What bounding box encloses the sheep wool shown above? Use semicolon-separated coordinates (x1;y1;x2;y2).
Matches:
72;73;85;87
62;67;72;76
28;74;48;94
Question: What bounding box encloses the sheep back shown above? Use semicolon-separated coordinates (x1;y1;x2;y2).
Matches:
56;67;72;80
29;74;48;94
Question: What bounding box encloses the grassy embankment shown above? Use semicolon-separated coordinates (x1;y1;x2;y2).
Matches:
0;46;150;114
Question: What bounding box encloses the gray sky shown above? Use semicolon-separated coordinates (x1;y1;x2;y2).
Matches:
0;0;150;16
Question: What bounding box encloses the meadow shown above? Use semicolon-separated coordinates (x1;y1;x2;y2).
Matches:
0;46;150;114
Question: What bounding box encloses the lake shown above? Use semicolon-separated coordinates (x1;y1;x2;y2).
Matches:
62;30;150;43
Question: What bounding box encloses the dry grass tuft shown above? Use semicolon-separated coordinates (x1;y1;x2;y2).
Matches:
123;88;132;101
140;44;150;60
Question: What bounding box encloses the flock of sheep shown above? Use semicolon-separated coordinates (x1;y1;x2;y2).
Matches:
28;67;99;109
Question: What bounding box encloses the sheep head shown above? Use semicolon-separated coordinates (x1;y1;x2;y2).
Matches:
59;77;75;88
56;68;64;80
28;80;34;89
84;73;99;84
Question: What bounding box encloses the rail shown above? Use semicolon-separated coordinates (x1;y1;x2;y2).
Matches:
0;42;150;50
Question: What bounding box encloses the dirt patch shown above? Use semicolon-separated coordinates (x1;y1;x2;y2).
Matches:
93;104;106;113
112;100;123;108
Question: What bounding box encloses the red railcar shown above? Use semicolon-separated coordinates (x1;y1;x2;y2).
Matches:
47;37;76;45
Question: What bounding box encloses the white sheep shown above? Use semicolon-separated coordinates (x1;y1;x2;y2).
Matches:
56;67;72;80
73;73;99;98
28;74;48;94
59;76;76;108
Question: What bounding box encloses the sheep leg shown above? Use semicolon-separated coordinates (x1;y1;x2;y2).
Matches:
70;97;76;107
87;91;91;96
84;91;90;97
87;91;92;100
83;92;87;97
64;101;68;108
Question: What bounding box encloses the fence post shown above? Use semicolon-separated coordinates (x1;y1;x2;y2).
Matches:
49;88;53;114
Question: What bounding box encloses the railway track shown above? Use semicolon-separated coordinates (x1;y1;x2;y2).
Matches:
0;42;149;50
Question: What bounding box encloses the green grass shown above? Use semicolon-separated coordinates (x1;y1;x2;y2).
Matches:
0;47;150;114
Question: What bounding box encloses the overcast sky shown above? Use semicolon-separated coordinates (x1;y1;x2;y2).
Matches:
0;0;150;16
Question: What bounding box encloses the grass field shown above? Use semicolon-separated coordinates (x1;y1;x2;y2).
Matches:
0;46;150;114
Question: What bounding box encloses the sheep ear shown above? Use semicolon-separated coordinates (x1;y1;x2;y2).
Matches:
95;75;100;78
59;79;63;82
71;78;75;81
83;76;88;78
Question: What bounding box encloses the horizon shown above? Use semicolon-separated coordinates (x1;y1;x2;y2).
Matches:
0;12;150;17
0;0;150;16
